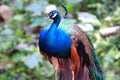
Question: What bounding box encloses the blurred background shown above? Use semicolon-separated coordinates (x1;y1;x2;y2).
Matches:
0;0;120;80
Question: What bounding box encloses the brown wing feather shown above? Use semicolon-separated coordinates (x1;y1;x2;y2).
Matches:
70;24;93;65
70;45;81;76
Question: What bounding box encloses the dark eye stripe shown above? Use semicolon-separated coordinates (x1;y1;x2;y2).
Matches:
50;13;54;17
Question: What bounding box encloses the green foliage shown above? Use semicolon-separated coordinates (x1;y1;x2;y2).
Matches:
0;0;120;80
26;1;48;15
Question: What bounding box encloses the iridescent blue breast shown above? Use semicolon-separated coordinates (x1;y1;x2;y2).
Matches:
39;28;72;58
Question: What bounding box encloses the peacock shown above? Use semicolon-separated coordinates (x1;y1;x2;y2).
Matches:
38;5;104;80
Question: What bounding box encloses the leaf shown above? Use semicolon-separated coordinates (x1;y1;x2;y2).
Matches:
12;53;23;63
13;14;25;22
106;71;115;80
88;3;102;9
26;1;48;15
77;23;94;32
14;2;24;11
66;0;82;4
24;35;35;42
30;17;51;27
1;28;13;35
24;53;40;69
77;12;101;26
15;27;24;38
30;17;43;27
6;35;16;41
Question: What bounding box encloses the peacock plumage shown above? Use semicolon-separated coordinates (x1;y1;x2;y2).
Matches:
39;5;104;80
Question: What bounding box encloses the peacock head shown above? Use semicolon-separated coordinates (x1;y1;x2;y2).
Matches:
48;10;61;21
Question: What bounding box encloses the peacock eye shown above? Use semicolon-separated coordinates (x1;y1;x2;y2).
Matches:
49;12;57;18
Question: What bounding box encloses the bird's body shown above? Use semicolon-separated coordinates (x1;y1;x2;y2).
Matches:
39;6;104;80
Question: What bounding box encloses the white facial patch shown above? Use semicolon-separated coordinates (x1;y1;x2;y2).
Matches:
51;13;57;18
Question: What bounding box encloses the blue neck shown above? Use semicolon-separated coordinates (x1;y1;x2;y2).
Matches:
48;17;61;33
39;15;72;58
